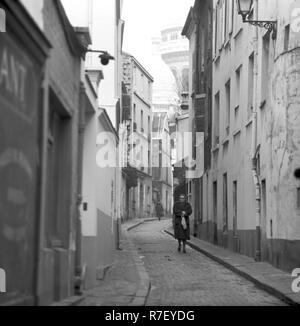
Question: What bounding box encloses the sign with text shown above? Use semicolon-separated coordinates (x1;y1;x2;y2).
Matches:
0;31;40;303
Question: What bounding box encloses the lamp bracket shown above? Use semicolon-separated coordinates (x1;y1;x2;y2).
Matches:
243;18;277;39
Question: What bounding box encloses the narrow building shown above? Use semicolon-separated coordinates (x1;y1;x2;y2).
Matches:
122;53;153;220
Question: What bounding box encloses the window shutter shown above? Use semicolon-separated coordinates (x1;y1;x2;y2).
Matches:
222;0;226;45
229;0;233;34
218;2;222;50
213;8;216;56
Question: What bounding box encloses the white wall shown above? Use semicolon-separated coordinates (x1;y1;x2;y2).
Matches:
62;0;119;127
81;113;97;237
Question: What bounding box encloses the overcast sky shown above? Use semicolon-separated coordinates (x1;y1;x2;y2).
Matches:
122;0;194;71
61;0;194;74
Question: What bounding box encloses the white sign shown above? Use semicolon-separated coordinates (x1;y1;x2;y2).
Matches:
0;8;5;33
0;268;6;293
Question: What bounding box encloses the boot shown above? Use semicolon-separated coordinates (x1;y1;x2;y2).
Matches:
178;243;181;252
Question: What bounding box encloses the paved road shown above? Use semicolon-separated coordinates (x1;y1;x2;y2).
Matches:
129;220;287;306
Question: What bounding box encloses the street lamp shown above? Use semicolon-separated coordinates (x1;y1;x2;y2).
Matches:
86;49;115;66
236;0;277;39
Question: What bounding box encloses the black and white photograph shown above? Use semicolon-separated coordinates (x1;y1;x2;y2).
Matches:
0;0;300;313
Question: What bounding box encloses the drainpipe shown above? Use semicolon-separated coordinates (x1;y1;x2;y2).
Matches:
74;81;86;294
251;0;261;262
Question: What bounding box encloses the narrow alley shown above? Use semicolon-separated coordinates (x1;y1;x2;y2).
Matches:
1;0;300;310
129;220;286;306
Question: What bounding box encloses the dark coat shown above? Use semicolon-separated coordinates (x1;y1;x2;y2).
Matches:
155;203;164;218
173;201;193;241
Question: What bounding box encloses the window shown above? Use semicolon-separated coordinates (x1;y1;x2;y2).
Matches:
224;0;229;39
214;5;218;56
148;150;151;175
214;92;220;146
223;173;228;232
235;66;242;108
141;145;144;171
141;110;144;132
229;0;234;34
46;91;71;247
170;32;178;41
148;115;151;135
159;140;162;168
248;53;254;120
225;80;231;135
261;33;270;103
284;24;290;52
223;0;234;40
133;104;137;131
235;66;242;124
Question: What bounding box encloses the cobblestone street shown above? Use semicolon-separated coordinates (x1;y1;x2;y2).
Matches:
129;220;287;306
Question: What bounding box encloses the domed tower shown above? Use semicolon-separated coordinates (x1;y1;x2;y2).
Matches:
150;37;180;124
157;24;190;112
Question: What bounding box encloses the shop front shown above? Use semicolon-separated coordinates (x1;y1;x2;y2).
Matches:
0;0;50;305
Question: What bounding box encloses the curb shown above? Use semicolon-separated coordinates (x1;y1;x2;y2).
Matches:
51;295;86;307
123;226;151;306
125;218;158;232
164;229;299;307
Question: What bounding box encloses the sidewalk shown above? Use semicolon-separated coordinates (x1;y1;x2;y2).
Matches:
165;225;300;306
75;218;154;306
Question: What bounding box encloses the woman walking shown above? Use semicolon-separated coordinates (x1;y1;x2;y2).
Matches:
155;201;164;221
173;194;193;253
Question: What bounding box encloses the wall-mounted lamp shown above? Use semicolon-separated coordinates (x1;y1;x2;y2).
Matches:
86;50;115;66
236;0;277;39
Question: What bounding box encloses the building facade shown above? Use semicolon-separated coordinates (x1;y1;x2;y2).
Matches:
182;0;213;239
78;67;120;291
122;53;153;220
183;0;300;272
62;0;126;235
0;0;51;306
0;0;89;305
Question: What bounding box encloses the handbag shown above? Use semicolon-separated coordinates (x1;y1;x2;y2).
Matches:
181;215;187;231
